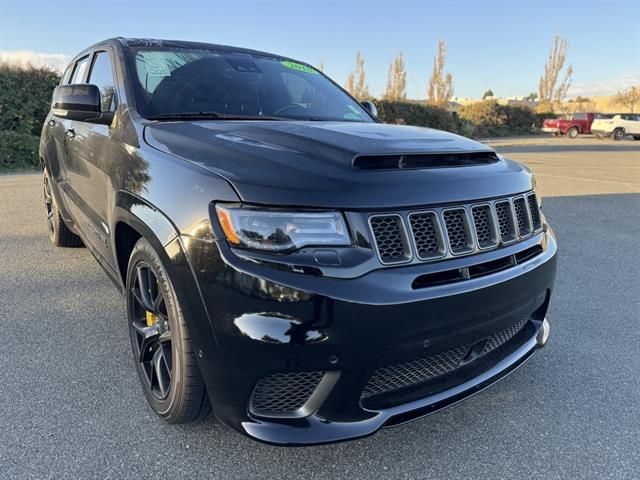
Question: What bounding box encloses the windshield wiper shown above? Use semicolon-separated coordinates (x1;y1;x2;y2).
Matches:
147;112;286;121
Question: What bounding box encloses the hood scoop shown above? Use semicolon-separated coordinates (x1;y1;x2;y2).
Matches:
353;151;499;170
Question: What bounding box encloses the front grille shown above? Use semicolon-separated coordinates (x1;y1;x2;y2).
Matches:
368;191;541;265
527;193;542;231
495;200;517;244
361;318;530;401
409;212;443;259
471;204;497;249
250;371;324;416
443;208;473;254
513;196;532;237
369;215;410;264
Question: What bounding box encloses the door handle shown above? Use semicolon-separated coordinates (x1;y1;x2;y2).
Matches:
65;128;75;139
48;119;56;127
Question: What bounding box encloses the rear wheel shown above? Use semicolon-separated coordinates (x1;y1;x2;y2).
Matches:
567;127;579;139
43;169;83;247
613;128;625;141
126;237;211;423
632;135;640;141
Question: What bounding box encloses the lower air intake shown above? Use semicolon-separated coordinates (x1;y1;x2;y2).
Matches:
250;371;324;417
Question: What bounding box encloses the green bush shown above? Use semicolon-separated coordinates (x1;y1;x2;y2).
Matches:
0;131;40;170
0;64;60;136
375;100;459;133
459;100;538;137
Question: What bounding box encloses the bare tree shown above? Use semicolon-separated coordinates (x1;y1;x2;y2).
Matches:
427;40;454;107
612;85;640;113
384;51;407;101
538;35;573;110
345;51;369;100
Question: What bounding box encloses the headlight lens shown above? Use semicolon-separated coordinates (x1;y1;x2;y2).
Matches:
215;205;351;252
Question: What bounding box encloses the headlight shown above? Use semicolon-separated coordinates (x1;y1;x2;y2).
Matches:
215;205;351;253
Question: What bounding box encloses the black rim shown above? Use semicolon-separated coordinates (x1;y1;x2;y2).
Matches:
43;175;55;235
129;262;173;400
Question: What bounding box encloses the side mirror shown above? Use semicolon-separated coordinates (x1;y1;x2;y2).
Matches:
361;100;378;117
52;84;114;125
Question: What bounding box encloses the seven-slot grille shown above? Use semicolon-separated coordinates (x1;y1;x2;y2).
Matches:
370;192;542;265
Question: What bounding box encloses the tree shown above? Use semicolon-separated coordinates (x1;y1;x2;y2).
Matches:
384;52;407;100
427;40;454;108
482;89;494;99
345;51;369;100
612;85;640;113
525;92;539;101
538;35;573;110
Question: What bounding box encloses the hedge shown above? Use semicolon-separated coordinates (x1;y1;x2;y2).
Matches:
0;130;40;170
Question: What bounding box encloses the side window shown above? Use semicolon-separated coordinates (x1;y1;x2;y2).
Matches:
69;56;90;84
573;113;586;120
88;51;117;112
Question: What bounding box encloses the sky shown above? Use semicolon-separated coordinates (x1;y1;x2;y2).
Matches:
1;0;638;99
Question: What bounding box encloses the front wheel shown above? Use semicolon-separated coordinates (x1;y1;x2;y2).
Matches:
126;237;211;423
613;128;625;141
567;127;579;139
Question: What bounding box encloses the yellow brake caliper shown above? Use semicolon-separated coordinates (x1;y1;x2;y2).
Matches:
146;311;157;327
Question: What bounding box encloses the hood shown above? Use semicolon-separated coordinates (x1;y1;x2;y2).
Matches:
144;121;533;209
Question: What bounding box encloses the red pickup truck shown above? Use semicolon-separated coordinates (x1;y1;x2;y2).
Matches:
542;112;597;138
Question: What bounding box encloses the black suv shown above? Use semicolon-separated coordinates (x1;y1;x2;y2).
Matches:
40;38;557;445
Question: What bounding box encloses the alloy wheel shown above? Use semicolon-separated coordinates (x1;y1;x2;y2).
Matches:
43;174;55;235
129;262;173;399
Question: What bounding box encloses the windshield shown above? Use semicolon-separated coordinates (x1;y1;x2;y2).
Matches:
129;47;373;122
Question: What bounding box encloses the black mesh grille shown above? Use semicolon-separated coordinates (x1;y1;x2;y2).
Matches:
513;197;532;237
527;194;542;231
370;215;408;263
471;205;495;248
361;346;467;399
443;209;471;253
250;371;323;415
361;318;530;401
481;317;529;355
495;201;516;243
409;212;442;259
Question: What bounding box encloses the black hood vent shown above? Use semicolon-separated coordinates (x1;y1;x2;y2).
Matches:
353;151;500;170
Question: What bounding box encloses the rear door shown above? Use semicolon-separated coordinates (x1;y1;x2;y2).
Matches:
63;47;118;266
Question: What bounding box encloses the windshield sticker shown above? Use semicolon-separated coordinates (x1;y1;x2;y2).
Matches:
281;61;319;74
139;52;171;76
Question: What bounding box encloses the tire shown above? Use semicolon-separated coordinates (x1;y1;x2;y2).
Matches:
567;127;579;139
633;136;640;141
126;237;211;423
613;128;625;141
43;169;83;247
553;131;561;137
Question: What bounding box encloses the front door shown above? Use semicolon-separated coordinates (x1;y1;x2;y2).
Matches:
64;48;118;267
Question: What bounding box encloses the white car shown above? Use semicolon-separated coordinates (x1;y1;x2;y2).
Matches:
591;113;640;140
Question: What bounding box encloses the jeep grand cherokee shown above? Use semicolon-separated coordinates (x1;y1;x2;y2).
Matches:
40;38;556;445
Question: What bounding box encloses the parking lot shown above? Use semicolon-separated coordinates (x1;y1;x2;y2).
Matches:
1;137;639;479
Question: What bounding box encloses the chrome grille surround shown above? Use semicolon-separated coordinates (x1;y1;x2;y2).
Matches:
368;214;412;265
368;191;543;265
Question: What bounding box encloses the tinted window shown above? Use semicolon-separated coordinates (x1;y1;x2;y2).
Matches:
130;48;372;122
88;51;116;112
69;56;90;84
572;113;587;120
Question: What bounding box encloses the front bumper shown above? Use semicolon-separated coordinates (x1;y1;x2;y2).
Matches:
181;229;557;445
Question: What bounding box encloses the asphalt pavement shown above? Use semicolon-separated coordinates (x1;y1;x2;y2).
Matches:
1;137;639;479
